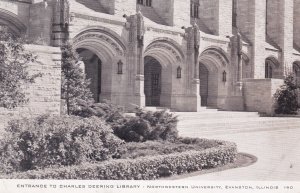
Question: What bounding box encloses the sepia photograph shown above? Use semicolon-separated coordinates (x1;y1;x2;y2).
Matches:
0;0;300;193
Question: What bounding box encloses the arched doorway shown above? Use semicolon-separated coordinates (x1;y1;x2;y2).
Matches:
143;38;184;109
198;48;229;108
77;48;102;102
72;27;127;104
144;56;162;106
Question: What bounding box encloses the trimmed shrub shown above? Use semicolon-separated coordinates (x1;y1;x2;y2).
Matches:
119;139;220;159
274;74;299;114
73;99;127;129
1;140;237;180
114;109;179;142
0;115;124;173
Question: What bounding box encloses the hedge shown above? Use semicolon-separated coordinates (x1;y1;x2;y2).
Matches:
1;140;237;180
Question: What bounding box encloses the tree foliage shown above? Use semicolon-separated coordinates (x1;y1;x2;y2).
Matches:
61;43;94;115
0;29;40;109
274;74;299;114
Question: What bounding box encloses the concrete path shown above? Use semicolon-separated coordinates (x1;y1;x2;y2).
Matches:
176;111;300;181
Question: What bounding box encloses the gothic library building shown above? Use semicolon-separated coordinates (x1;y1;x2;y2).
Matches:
1;0;300;116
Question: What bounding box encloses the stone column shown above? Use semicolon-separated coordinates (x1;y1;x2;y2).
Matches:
224;28;244;111
184;25;201;111
125;11;146;109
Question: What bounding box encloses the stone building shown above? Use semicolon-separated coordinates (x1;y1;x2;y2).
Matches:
0;0;300;115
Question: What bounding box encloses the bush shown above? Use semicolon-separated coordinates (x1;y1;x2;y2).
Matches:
274;74;299;114
2;140;237;180
0;115;124;174
114;109;178;142
61;43;94;115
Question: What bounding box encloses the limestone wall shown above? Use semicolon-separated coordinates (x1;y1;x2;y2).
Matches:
0;45;61;126
243;79;284;115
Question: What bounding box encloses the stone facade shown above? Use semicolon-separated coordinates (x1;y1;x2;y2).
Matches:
0;0;300;116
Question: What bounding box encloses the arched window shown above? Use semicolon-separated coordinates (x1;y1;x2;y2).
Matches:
232;0;237;27
190;1;199;18
137;0;152;7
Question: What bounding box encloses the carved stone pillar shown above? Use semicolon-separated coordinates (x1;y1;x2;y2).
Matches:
184;25;201;111
125;11;146;108
224;28;244;111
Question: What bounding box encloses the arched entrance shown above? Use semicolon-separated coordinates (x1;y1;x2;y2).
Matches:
143;38;185;108
73;27;126;103
77;48;102;102
198;48;229;108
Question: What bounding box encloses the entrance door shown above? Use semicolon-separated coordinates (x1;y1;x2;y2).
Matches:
199;63;209;106
144;56;162;106
150;73;161;106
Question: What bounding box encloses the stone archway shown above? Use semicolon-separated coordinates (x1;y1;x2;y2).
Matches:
144;38;184;108
0;8;27;36
73;27;126;103
199;48;229;108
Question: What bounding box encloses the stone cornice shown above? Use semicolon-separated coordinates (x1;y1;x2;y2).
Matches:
72;12;124;26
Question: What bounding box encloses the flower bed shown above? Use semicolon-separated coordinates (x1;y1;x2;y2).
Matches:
1;140;237;180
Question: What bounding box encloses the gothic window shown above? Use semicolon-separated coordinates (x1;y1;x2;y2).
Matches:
266;0;269;35
137;0;152;7
145;0;152;6
232;0;237;27
191;2;199;18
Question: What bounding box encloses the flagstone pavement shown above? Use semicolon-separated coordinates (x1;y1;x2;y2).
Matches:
175;111;300;181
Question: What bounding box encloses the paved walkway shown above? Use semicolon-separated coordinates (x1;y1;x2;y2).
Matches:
176;112;300;181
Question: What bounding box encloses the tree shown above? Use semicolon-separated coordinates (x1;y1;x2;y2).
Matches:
61;42;94;115
0;29;40;109
274;74;299;114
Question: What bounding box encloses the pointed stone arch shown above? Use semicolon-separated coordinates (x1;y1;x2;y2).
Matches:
0;8;27;36
144;37;185;67
198;47;229;108
72;26;127;102
143;38;184;108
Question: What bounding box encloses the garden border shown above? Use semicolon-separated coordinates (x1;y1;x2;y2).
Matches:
2;140;237;180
